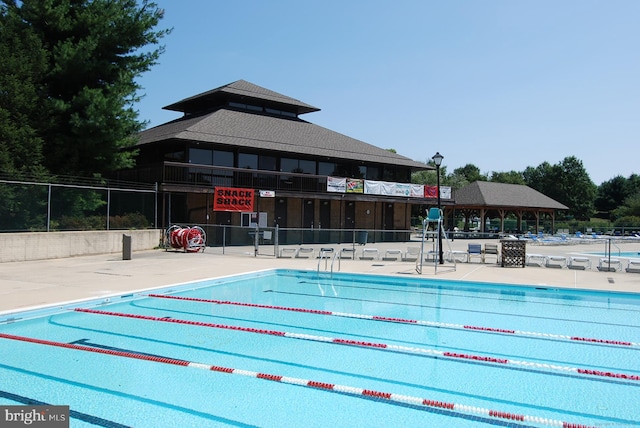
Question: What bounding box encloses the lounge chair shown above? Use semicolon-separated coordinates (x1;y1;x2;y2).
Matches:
360;248;379;260
295;247;315;258
383;249;402;261
447;250;467;263
467;244;484;263
403;246;420;262
626;259;640;273
526;254;547;267
598;258;622;272
279;247;297;258
339;248;356;259
318;248;334;258
484;243;499;264
568;257;591;270
546;256;567;268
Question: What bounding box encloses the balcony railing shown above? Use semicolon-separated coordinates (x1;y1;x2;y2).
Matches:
116;162;329;193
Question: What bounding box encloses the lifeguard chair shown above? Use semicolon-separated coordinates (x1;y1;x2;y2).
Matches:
416;208;456;274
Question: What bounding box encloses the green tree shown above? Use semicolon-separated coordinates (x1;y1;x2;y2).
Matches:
524;156;596;220
595;175;628;215
452;164;487;183
489;170;525;185
1;0;170;178
612;193;640;218
0;3;48;178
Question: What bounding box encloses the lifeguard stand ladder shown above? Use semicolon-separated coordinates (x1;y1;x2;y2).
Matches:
416;208;456;275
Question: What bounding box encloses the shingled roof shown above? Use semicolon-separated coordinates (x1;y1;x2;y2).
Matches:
163;80;320;115
137;80;429;170
454;181;568;210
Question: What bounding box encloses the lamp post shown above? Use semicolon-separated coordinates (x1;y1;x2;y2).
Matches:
432;152;444;264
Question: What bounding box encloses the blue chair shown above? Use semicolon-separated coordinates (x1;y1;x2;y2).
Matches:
467;243;484;263
427;207;442;222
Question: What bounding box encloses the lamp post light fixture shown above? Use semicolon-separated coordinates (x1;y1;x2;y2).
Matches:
432;152;444;264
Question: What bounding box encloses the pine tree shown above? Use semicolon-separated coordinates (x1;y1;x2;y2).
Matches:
0;0;170;178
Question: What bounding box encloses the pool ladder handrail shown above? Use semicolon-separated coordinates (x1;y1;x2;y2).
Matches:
317;248;339;274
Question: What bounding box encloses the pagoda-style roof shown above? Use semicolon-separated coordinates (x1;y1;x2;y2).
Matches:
138;80;429;170
454;181;568;211
163;80;320;116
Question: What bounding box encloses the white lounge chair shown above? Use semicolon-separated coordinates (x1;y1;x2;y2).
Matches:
546;256;567;268
360;248;379;260
526;254;547;267
403;246;420;262
383;249;402;261
626;259;640;273
279;247;297;258
295;247;315;258
447;250;467;263
598;258;622;272
339;248;356;259
568;257;591;270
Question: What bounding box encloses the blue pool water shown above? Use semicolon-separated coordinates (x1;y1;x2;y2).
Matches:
1;269;639;427
589;251;640;258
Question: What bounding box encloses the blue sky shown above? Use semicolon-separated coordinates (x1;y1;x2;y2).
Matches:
135;0;639;186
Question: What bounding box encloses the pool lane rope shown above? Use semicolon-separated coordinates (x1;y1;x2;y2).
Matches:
0;332;596;428
147;294;640;348
75;308;640;383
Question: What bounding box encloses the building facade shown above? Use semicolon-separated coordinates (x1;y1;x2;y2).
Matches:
119;80;438;239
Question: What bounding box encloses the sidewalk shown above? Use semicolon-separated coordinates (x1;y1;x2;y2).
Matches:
1;239;639;313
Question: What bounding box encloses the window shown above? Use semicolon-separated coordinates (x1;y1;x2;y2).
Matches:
259;155;277;171
281;158;299;173
299;160;316;174
213;150;234;167
281;158;316;174
366;166;380;180
265;107;296;118
164;150;185;161
189;148;213;165
229;102;263;112
238;153;258;169
318;161;337;176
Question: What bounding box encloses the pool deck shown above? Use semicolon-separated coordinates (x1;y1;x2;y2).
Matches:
1;238;639;313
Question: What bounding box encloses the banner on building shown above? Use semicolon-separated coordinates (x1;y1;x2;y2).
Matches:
327;176;346;193
411;184;425;197
213;187;255;212
346;178;364;193
424;185;438;198
424;185;452;199
440;186;452;199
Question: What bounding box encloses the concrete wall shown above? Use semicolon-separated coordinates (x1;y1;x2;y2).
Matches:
0;229;163;263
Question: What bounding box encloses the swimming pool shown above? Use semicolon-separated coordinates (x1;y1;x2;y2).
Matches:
1;269;639;427
589;251;640;258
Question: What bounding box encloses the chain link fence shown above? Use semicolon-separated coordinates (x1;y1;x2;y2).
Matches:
0;179;157;232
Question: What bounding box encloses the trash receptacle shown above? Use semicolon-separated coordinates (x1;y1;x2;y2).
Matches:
122;234;132;260
500;239;525;267
357;231;368;245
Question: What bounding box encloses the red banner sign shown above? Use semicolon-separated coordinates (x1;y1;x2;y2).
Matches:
213;187;255;212
424;185;438;198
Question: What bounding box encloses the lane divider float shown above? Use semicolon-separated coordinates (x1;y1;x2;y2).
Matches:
74;308;640;383
0;332;596;428
147;294;639;348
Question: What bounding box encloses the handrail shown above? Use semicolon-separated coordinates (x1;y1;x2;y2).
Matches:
330;251;341;275
611;240;622;256
317;248;334;273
